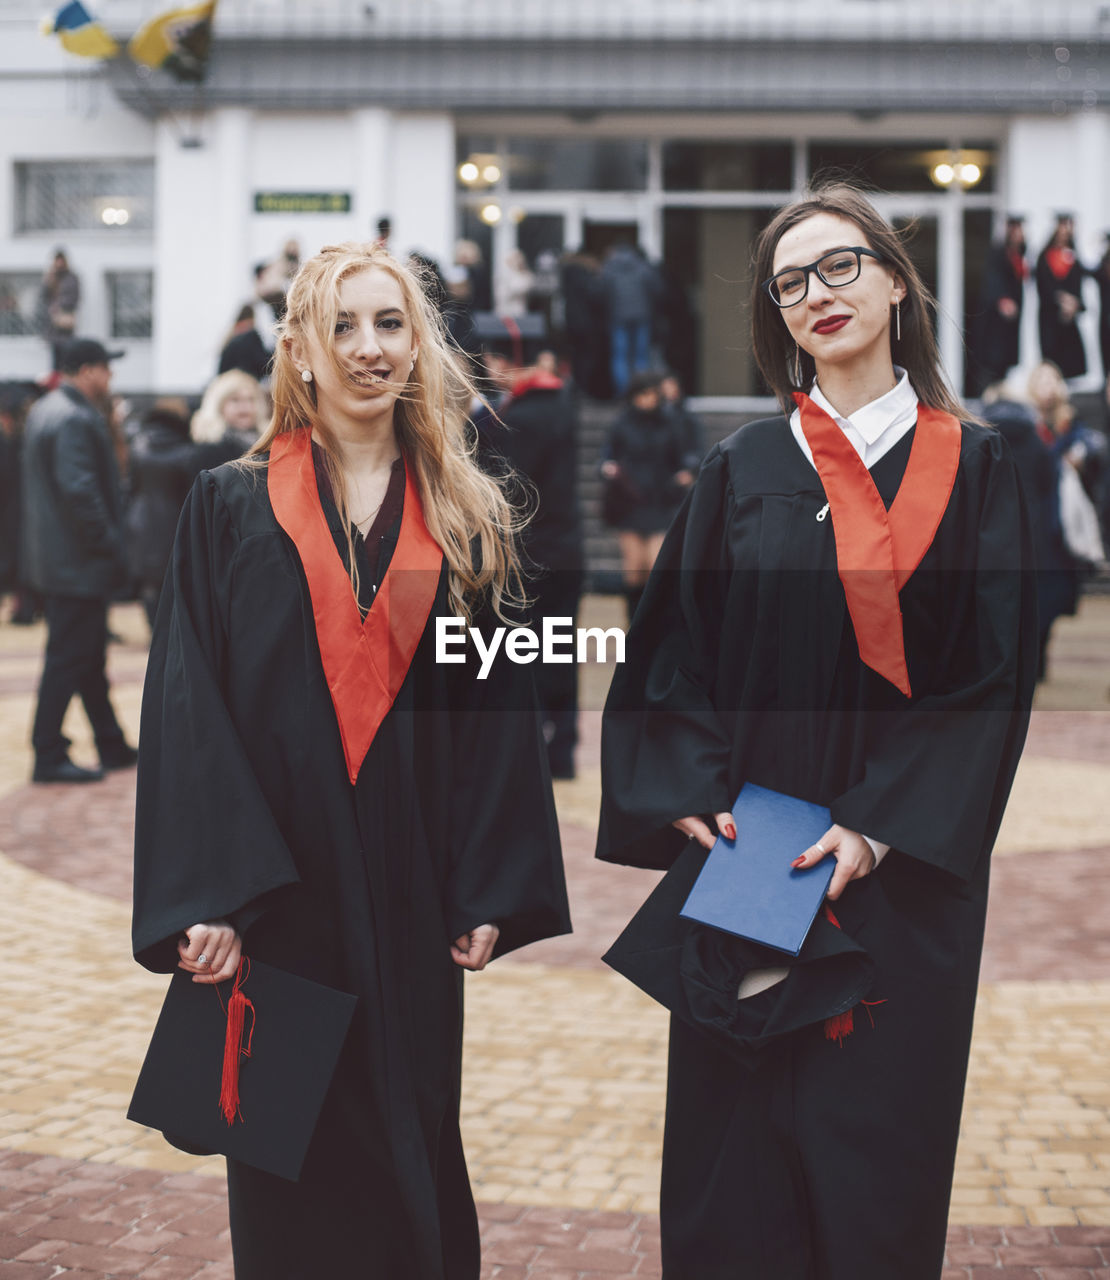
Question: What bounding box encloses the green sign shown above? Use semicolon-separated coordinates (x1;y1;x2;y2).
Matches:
254;192;352;214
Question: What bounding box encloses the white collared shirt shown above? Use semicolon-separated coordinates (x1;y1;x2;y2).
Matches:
789;368;919;471
777;371;919;882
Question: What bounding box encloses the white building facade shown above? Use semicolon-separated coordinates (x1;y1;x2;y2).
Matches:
1;0;1107;401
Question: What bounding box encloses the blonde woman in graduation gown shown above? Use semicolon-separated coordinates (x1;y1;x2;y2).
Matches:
133;244;570;1279
597;185;1037;1280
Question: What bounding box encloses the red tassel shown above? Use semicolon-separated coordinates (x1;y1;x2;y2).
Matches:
824;1008;854;1045
217;958;255;1126
821;904;855;1045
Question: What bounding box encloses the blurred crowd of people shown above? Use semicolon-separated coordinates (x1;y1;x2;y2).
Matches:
3;219;1108;784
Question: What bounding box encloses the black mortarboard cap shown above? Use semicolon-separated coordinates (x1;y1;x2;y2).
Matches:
603;842;875;1069
128;958;357;1181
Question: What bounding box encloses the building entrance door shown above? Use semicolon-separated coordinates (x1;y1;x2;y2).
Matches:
582;218;640;257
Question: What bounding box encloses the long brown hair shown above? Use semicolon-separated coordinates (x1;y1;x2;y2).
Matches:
248;242;524;622
751;183;967;419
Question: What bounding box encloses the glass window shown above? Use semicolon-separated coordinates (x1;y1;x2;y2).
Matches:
662;206;778;396
663;142;793;192
516;214;566;268
809;142;998;194
15;161;156;233
107;271;153;339
506;138;649;192
0;272;43;336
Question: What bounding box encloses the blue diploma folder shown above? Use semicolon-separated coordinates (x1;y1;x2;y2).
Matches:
679;783;834;956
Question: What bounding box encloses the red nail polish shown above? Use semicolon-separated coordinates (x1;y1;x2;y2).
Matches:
724;823;737;841
791;856;806;869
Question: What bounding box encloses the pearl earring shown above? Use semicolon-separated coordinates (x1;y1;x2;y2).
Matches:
301;369;313;383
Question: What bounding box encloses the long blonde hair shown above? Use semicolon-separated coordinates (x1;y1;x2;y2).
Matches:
249;242;523;621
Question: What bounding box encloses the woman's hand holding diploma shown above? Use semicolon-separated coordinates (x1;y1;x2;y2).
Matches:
792;825;876;900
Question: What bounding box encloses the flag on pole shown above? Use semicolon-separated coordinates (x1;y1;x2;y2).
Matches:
127;1;218;82
41;2;119;59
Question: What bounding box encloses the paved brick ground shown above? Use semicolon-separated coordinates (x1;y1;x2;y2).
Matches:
1;596;1109;1277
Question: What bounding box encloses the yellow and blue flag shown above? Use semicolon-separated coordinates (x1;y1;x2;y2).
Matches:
42;2;119;59
128;2;218;82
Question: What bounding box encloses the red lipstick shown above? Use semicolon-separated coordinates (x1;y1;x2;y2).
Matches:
813;316;849;335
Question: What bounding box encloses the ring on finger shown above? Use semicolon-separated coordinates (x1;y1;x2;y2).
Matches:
198;953;208;966
814;842;826;855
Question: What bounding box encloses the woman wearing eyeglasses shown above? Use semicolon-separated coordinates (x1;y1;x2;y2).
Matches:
597;184;1037;1279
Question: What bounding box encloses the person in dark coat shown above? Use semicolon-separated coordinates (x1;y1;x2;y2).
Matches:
597;185;1037;1280
1095;233;1110;381
601;371;692;620
21;337;137;783
0;382;44;624
131;242;570;1280
600;242;661;396
218;304;272;382
981;388;1063;680
476;346;585;778
559;249;607;398
977;215;1028;388
1024;360;1089;674
38;249;80;358
126;399;200;629
659;370;705;474
409;251;481;372
1036;214;1088;379
0;406;18;602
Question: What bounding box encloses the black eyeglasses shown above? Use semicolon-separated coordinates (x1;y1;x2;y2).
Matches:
762;247;886;308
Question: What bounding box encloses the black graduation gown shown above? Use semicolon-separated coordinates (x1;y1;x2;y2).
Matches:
133;459;571;1280
596;415;1037;1280
977;243;1025;385
1035;249;1087;378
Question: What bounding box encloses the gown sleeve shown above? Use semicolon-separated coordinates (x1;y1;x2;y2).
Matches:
132;472;301;972
831;432;1039;881
596;445;736;870
442;606;572;959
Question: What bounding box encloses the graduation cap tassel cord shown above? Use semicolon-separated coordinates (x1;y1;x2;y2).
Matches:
819;904;890;1045
216;957;256;1125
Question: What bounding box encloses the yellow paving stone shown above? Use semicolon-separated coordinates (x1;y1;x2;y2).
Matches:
1027;1205;1081;1226
995;757;1110;854
949;1205;1032;1226
1050;1187;1110;1206
1002;1187;1050;1206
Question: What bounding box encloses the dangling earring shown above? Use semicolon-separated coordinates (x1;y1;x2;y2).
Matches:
301;368;313;383
794;343;802;385
895;299;901;343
